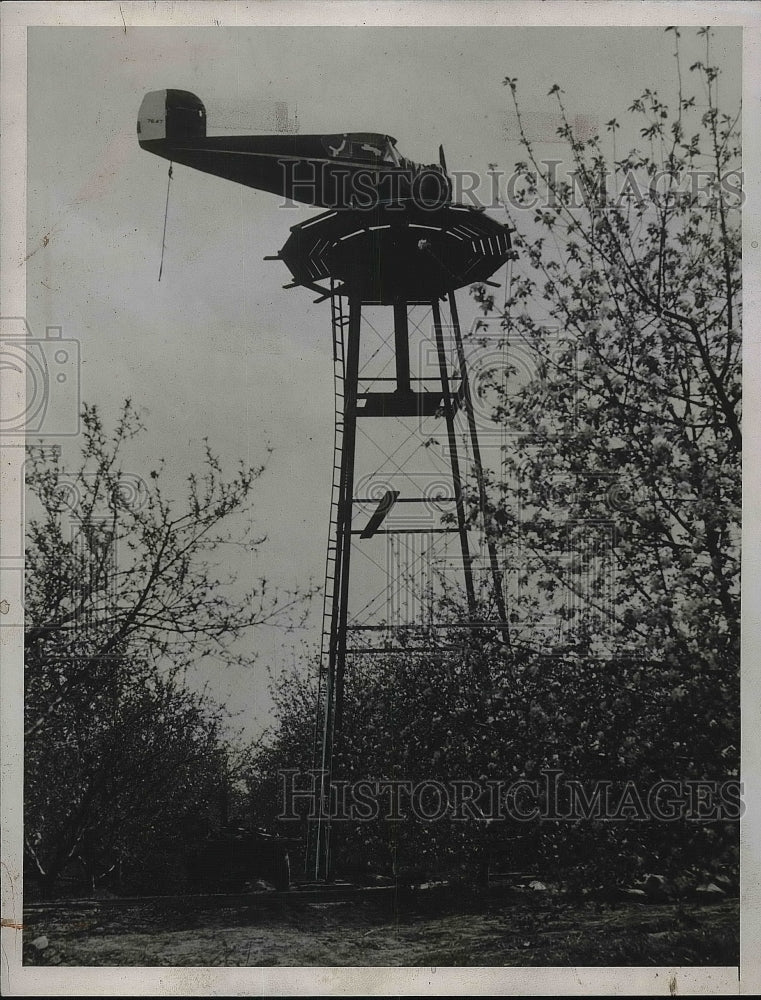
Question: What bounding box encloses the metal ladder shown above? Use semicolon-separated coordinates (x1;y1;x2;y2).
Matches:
308;279;349;877
320;281;348;702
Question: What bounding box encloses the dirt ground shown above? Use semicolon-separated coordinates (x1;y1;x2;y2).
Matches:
21;891;739;967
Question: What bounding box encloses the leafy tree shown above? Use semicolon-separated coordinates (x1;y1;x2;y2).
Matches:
469;25;740;876
25;658;234;893
255;629;739;891
24;401;307;892
480;26;740;677
469;26;740;875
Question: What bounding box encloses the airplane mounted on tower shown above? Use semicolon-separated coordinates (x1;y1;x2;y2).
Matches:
137;88;512;302
138;87;515;882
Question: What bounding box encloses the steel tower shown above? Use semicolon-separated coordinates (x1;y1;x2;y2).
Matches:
274;206;515;880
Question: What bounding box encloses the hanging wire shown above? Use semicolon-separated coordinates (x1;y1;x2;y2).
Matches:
158;162;173;282
503;254;513;314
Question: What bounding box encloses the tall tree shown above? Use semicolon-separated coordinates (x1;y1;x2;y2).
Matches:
24;401;309;890
478;26;740;681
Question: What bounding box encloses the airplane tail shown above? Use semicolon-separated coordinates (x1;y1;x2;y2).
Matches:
137;89;206;145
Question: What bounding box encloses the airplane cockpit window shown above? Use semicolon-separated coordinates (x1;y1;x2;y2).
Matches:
323;134;403;165
358;140;384;159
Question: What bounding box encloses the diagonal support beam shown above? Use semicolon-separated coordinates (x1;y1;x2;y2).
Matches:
359;490;401;538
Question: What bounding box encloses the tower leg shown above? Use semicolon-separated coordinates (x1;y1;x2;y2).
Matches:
393;297;412;394
448;292;511;645
431;299;476;618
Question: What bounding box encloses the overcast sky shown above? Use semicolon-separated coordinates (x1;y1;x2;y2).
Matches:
26;25;742;740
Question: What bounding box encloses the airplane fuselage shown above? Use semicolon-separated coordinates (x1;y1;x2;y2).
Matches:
138;89;451;210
